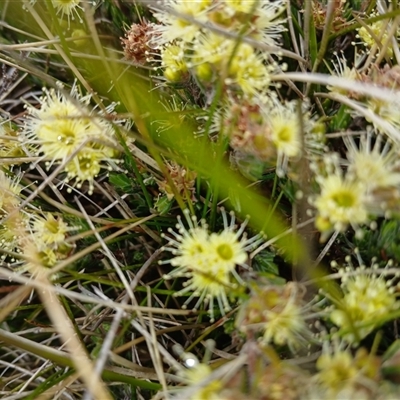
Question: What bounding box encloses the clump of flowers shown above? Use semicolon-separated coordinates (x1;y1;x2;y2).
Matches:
23;82;121;195
326;255;399;344
160;208;263;321
236;282;313;351
147;0;286;102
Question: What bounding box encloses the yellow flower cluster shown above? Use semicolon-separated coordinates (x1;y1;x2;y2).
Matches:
24;83;120;195
0;172;74;275
151;0;285;101
160;208;263;321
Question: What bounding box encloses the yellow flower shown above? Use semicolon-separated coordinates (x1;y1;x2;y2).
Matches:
192;32;229;69
314;165;368;235
31;213;73;248
252;0;286;45
17;238;58;277
207;0;286;45
330;265;399;343
26;85;116;162
262;299;307;347
226;43;271;99
328;51;361;95
192;35;273;98
37;116;91;162
64;149;106;195
270;113;300;159
316;348;358;389
161;45;188;82
208;230;248;272
344;130;400;191
175;263;234;322
267;100;305;176
161;215;210;271
367;95;400;137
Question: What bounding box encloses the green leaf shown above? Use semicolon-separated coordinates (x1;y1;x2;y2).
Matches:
253;250;279;276
109;172;133;193
330;104;351;131
154;195;174;215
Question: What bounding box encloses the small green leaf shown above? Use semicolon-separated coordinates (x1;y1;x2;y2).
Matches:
253;250;279;276
109;172;133;193
330;104;351;131
154;195;173;215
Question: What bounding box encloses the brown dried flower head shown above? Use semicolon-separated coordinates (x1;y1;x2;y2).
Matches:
158;160;197;201
121;21;160;65
312;0;346;32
